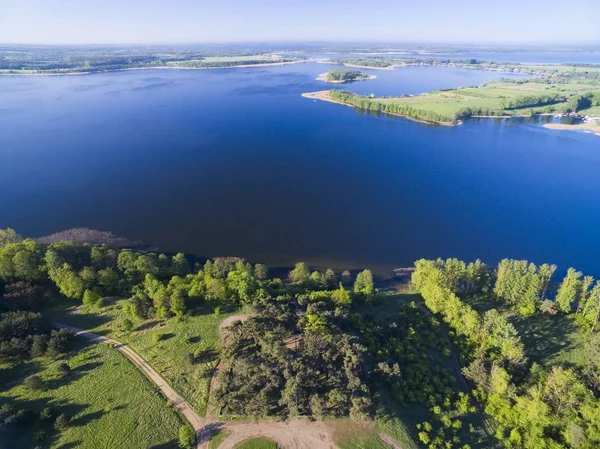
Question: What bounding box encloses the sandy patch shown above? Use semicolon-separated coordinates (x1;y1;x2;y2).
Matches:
543;122;600;136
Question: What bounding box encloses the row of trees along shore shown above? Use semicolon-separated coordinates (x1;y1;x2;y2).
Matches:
412;258;600;449
4;225;600;448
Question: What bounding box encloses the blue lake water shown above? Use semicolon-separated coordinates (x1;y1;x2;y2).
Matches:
1;62;599;275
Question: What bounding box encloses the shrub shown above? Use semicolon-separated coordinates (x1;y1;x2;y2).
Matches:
178;425;195;449
57;362;71;377
54;413;70;430
24;375;45;391
121;318;134;333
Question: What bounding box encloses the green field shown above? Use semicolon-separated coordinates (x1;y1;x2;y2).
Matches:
234;437;279;449
0;340;182;449
50;300;233;415
375;81;600;119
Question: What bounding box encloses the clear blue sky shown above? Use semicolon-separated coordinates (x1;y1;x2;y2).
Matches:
0;0;598;45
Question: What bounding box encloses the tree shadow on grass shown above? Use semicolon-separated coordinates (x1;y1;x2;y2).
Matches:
0;396;89;449
70;409;106;427
510;313;578;365
0;359;42;392
148;439;180;449
195;348;219;364
135;319;161;332
55;442;84;449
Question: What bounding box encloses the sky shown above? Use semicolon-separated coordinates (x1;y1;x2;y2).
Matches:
0;0;599;46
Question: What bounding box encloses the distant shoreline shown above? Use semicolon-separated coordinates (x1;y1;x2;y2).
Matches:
0;58;321;77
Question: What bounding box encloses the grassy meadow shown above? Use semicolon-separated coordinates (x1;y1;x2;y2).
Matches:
376;81;600;119
50;299;236;415
234;437;280;449
0;340;182;449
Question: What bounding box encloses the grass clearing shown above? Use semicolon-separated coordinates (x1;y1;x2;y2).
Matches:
50;299;239;415
234;436;280;449
335;79;600;123
0;339;182;449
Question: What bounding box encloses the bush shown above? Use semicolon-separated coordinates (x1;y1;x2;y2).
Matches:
40;407;55;421
54;413;70;430
178;425;195;449
121;318;134;333
57;362;71;377
24;375;46;391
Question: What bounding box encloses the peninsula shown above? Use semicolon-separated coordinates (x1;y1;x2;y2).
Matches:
304;62;600;127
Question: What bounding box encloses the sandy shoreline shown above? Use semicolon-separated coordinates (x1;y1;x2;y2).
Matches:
302;90;455;126
543;122;600;136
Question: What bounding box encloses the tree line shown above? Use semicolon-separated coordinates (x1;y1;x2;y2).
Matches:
412;258;600;449
329;90;456;124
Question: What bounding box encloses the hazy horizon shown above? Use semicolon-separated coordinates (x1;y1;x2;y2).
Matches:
1;0;599;46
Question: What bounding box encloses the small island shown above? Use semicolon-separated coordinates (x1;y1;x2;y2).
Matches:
316;69;376;84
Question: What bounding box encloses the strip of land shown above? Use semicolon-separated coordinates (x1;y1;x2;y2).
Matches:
303;64;600;125
543;121;600;136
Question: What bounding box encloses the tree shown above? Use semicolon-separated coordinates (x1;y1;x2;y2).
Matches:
30;334;48;357
54;413;70;431
24;375;45;391
121;318;134;333
353;270;374;296
170;290;187;317
289;262;310;285
171;253;189;276
0;228;22;247
331;284;352;307
556;268;582;313
178;425;195;449
543;366;586;415
48;264;86;299
57;362;71;377
254;263;268;280
82;289;102;307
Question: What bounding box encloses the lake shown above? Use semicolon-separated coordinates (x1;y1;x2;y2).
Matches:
1;62;599;275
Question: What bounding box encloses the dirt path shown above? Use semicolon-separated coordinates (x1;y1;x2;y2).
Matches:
379;433;403;449
54;319;339;449
53;322;207;448
218;419;336;449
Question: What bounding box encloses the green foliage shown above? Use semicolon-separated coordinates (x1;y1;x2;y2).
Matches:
235;437;279;449
329;90;457;124
353;270;374;297
494;260;556;316
0;228;22;247
555;268;582;313
327;70;365;82
414;258;600;449
178;425;196;449
0;342;182;448
289;262;310;285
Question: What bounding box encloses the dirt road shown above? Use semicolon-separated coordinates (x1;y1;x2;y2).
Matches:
53;321;341;449
54;322;207;448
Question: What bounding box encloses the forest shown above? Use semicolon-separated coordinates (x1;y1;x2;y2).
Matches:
1;227;600;449
326;70;367;82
